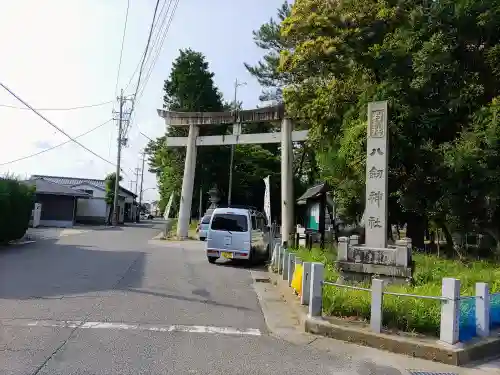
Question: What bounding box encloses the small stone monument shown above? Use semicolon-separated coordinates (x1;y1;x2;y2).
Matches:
336;101;413;285
203;186;220;217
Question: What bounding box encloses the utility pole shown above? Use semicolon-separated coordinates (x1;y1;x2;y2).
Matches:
228;78;246;206
112;90;124;226
138;150;146;211
112;89;131;226
134;167;140;196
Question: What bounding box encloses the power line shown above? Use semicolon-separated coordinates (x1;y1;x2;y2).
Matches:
114;0;131;96
122;0;162;138
138;0;179;101
123;0;172;135
137;0;179;101
0;100;113;111
129;0;162;116
122;0;168;93
0;120;113;166
141;0;171;78
0;82;119;169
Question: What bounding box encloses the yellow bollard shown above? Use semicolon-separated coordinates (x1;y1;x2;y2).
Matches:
291;263;303;296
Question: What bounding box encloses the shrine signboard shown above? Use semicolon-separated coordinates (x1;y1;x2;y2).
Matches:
365;101;388;249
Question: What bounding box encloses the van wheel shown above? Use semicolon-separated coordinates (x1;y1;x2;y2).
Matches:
248;248;255;266
207;257;217;264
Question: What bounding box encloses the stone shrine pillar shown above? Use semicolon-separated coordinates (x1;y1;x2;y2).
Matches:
365;101;389;248
335;101;413;285
177;123;199;239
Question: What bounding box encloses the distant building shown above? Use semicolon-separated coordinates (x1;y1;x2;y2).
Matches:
30;175;137;225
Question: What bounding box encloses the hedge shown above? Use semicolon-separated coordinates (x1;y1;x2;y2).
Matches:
0;178;35;244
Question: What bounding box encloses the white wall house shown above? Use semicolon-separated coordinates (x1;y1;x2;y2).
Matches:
30;176;137;225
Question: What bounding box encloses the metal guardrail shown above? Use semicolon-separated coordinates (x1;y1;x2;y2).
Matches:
322;281;370;292
322;280;449;301
384;291;448;301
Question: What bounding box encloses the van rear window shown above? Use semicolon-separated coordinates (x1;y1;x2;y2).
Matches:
201;216;211;224
211;214;248;232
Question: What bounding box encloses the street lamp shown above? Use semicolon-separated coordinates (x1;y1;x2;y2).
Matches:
228;78;247;206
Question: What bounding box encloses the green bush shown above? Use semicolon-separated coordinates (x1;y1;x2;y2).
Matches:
290;247;500;336
0;177;35;244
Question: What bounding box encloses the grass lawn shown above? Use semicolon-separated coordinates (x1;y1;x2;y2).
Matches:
290;246;500;336
162;218;199;240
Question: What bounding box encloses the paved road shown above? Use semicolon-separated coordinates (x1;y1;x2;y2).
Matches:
0;221;486;374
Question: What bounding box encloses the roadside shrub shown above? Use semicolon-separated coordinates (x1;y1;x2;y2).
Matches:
0;177;35;244
290;246;500;337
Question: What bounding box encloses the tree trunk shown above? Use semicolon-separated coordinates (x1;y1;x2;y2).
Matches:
436;221;455;257
406;213;426;250
107;204;114;225
484;228;500;258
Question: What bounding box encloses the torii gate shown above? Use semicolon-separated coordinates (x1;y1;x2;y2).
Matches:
157;104;308;244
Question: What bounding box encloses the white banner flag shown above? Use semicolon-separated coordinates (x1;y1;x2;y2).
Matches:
164;193;174;219
263;176;271;224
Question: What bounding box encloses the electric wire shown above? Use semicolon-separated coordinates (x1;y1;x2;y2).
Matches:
140;0;171;80
137;0;180;104
0;119;113;166
0;82;122;171
114;0;131;97
122;0;162;138
131;0;161;109
0;101;113;111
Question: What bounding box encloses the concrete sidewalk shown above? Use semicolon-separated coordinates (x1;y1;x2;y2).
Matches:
251;269;500;375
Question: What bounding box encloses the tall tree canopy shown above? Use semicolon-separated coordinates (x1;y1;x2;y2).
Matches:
245;1;319;199
244;1;292;103
278;0;500;252
147;49;282;218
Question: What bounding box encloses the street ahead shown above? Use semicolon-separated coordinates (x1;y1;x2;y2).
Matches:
0;221;483;375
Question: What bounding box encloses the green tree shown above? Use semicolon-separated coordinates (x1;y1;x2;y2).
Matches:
0;176;35;243
245;1;318;202
104;172;122;224
279;0;500;251
244;1;292;103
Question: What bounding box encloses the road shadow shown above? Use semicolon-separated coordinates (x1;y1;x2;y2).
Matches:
122;287;253;312
0;239;146;300
215;258;269;272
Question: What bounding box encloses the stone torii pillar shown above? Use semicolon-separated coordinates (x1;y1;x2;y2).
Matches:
157;105;307;243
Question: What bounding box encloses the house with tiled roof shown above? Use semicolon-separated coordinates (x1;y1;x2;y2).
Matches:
30;175;138;225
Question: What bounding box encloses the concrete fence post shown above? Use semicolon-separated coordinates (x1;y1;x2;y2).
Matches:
370;279;384;333
272;243;280;269
301;261;311;305
278;245;284;274
476;282;490;337
337;236;349;261
440;277;460;345
282;250;289;281
308;262;324;317
288;253;295;286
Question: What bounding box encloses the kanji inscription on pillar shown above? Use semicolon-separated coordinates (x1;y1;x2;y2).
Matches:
366;101;388;248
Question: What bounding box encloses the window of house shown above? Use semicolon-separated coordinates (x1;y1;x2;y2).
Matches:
78;189;93;196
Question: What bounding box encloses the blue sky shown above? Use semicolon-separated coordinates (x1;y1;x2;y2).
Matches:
0;0;284;202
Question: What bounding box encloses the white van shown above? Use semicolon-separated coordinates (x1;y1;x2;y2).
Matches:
205;207;270;264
